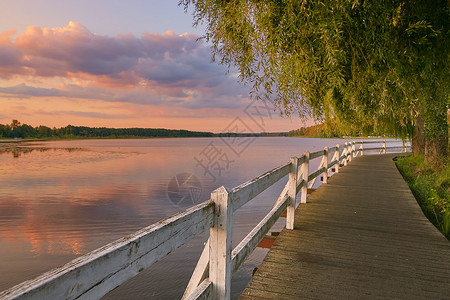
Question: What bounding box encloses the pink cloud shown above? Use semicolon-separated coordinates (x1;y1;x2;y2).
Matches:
0;22;248;109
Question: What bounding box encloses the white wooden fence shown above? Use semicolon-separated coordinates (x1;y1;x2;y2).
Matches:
0;140;408;300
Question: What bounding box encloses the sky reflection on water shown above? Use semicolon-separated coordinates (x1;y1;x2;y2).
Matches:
0;137;397;298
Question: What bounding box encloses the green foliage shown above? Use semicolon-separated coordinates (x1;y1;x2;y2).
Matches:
288;123;338;138
396;155;450;238
181;0;449;156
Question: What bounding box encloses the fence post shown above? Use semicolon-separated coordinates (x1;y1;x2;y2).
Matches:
343;143;348;166
301;152;309;204
322;147;328;184
334;144;339;173
379;140;386;154
348;142;352;162
209;186;232;300
361;141;364;156
352;142;356;158
287;157;298;230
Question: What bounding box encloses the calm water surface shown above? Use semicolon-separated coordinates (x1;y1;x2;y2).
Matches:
0;137;396;299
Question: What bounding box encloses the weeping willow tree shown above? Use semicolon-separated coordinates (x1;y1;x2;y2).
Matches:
180;0;449;161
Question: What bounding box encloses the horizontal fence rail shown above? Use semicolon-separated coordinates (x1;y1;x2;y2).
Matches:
0;139;409;300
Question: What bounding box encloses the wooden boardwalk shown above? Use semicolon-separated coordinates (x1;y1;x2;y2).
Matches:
240;154;450;299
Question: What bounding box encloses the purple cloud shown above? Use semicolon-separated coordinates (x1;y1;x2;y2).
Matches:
0;22;250;110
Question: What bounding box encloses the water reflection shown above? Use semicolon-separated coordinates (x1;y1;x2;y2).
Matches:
0;138;400;297
0;143;84;158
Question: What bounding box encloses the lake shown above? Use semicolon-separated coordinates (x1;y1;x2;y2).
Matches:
0;137;397;299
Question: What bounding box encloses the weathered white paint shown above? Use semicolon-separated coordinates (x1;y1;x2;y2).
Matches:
379;140;386;154
348;143;353;162
308;150;328;189
0;201;214;300
287;157;298;230
334;144;340;173
272;181;289;208
231;194;288;273
296;155;306;174
343;143;348;166
327;160;338;170
301;152;310;204
296;178;306;196
184;280;212;300
182;239;210;299
231;163;291;212
209;187;232;300
360;141;364;156
322;147;328;184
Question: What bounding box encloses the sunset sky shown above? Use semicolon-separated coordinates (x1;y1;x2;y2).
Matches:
0;0;307;133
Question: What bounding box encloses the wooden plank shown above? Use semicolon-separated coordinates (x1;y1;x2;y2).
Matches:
272;180;289;209
1;201;215;300
322;147;328;184
209;187;232;300
364;147;385;151
287;157;298;229
300;152;309;204
240;154;450;300
327;160;338;170
331;144;339;174
295;179;306;195
231;195;288;273
184;280;212;300
307;188;316;194
327;146;337;153
232;162;291;212
296;155;306;166
363;146;406;151
182;239;210;299
309;150;325;160
308;167;326;182
257;236;276;249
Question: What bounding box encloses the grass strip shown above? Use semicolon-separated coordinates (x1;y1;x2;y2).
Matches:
395;155;449;240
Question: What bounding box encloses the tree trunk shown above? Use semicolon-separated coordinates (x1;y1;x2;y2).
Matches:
424;97;448;163
412;105;425;155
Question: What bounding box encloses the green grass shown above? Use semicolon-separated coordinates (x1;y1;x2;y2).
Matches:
395;155;450;239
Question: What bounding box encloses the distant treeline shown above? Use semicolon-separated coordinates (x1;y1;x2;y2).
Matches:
288;124;337;138
216;132;288;137
0;120;214;139
0;120;291;139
